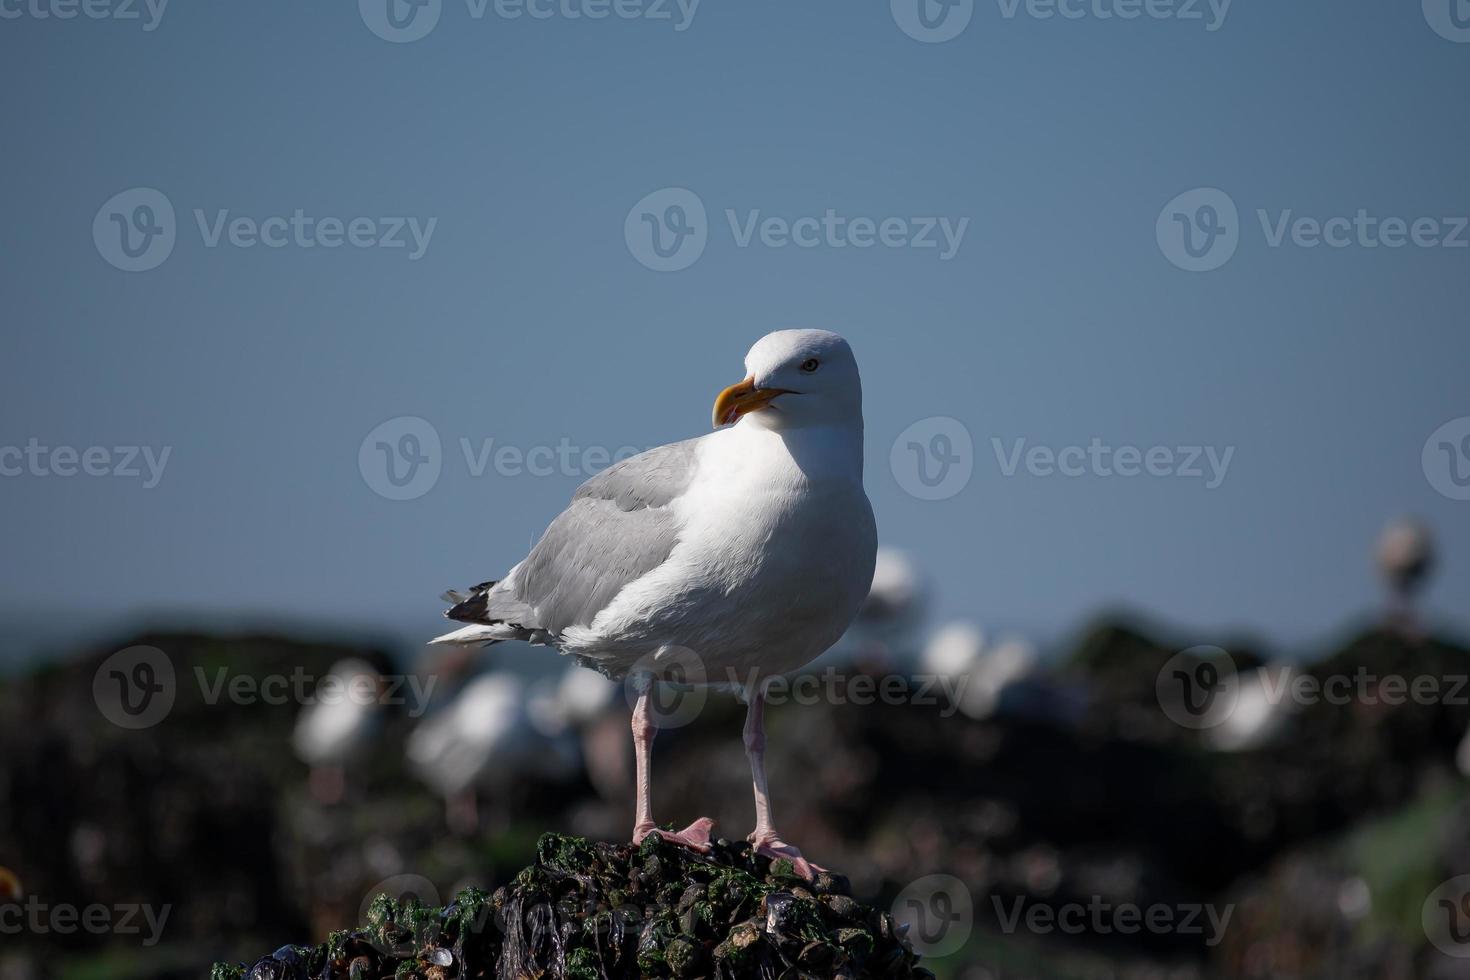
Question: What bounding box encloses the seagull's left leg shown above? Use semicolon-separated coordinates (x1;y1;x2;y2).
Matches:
743;687;823;880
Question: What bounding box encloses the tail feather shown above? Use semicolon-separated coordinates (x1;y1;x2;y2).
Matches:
428;623;508;647
443;580;498;623
434;578;546;647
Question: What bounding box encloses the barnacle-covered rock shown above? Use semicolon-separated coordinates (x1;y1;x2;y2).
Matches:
211;832;924;978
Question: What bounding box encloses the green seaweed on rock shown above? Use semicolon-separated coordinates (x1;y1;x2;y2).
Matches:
211;832;931;979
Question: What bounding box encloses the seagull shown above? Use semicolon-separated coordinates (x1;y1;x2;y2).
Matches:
1374;517;1436;637
406;670;577;834
1206;665;1295;753
432;330;877;877
291;658;386;804
920;622;1040;720
919;620;986;679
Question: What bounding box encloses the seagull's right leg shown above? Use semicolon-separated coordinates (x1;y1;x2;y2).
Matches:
629;690;714;852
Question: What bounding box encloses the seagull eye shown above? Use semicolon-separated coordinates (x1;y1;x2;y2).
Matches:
799;358;820;373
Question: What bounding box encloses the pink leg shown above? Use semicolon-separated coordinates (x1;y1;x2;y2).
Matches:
629;691;714;852
744;690;823;879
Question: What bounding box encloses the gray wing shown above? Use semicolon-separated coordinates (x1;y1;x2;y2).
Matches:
444;438;700;638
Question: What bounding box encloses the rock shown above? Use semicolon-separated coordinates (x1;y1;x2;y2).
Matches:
212;832;924;979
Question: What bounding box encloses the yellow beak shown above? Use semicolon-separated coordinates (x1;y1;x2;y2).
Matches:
712;376;789;428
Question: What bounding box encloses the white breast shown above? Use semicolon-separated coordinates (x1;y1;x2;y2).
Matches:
564;423;877;684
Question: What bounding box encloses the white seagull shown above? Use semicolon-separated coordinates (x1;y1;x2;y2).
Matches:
292;657;385;804
1375;516;1436;636
431;330;877;877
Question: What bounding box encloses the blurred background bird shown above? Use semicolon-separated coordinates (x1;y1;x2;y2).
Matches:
1375;516;1437;639
292;658;388;806
405;671;578;836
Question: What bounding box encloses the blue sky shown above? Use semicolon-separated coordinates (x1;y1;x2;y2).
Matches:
2;0;1467;657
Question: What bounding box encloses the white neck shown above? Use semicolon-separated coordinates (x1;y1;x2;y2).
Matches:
734;417;865;483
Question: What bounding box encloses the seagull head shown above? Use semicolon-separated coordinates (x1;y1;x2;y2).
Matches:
712;329;862;431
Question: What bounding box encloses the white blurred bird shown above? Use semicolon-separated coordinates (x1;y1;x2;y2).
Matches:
292;658;385;804
838;547;928;669
544;664;621;729
920;623;1040;720
919;620;985;679
406;671;572;834
964;637;1039;720
1206;665;1296;753
1375;517;1436;637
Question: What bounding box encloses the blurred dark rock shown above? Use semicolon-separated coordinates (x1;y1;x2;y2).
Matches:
4;618;1470;978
